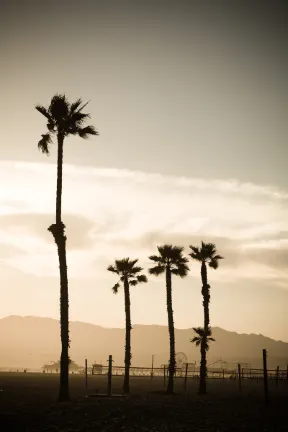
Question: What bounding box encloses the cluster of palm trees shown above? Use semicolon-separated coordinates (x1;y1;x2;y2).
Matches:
36;94;223;402
108;243;223;396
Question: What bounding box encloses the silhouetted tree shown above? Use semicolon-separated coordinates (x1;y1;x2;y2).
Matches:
107;258;147;394
149;245;189;393
191;326;215;377
189;241;223;394
36;94;98;401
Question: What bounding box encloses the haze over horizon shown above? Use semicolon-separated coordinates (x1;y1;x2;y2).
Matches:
1;1;287;342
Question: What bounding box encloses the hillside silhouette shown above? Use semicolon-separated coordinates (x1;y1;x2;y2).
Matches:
0;315;287;370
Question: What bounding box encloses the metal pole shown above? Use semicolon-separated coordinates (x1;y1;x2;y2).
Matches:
184;363;188;390
107;355;113;396
276;366;279;388
85;358;88;388
263;349;269;405
237;363;242;392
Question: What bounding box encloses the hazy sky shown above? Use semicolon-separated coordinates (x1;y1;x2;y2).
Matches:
1;1;287;342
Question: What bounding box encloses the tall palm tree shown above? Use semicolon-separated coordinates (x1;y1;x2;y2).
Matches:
36;94;98;401
107;258;148;394
189;241;223;394
149;245;189;394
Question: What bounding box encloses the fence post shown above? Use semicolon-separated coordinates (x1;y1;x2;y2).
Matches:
85;358;88;388
151;355;154;380
222;369;225;380
276;366;279;388
238;364;242;392
263;349;269;405
184;363;188;390
107;355;113;397
163;365;166;388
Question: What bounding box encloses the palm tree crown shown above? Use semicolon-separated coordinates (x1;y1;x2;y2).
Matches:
191;326;215;351
189;241;223;268
148;245;190;276
107;258;148;293
36;94;98;154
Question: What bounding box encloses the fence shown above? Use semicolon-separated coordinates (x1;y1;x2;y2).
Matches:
80;364;288;381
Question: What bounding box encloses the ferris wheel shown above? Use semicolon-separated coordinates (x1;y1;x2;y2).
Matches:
175;352;188;369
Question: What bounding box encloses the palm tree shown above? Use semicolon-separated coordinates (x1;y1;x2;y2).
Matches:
149;245;189;393
107;258;148;394
191;326;215;350
36;94;98;401
189;241;223;394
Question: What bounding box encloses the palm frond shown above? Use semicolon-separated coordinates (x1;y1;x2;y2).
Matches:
169;245;185;261
129;279;138;286
35;105;52;121
47;120;56;132
201;241;217;259
209;259;219;269
70;98;84;113
170;263;190;278
114;258;131;273
137;274;148;283
192;326;205;337
127;259;139;268
129;265;143;275
107;264;119;274
49;94;69;123
38;133;52;155
148;265;165;276
70;111;91;126
205;337;216;351
148;254;162;263
77;125;98;139
188;245;202;261
190;336;201;346
112;283;120;294
214;254;224;260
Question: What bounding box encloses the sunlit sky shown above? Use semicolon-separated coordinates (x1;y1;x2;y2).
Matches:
1;1;287;341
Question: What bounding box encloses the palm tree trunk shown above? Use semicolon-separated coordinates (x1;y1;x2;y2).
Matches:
49;133;70;402
199;261;209;395
56;134;63;226
166;267;175;394
123;278;131;394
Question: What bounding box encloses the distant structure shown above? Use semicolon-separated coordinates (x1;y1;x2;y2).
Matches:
207;358;251;373
91;362;103;375
175;352;188;369
186;361;197;372
42;360;81;373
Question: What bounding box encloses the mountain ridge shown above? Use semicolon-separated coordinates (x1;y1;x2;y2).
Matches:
0;315;287;369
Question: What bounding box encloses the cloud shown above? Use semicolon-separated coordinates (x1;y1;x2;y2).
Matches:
0;160;287;288
0;213;95;250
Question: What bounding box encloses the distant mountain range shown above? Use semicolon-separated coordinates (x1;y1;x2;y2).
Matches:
0;316;287;370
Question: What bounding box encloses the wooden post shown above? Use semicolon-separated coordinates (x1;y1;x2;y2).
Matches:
184;363;188;390
151;355;154;380
263;349;269;405
107;355;113;397
163;365;166;388
276;366;279;388
237;364;242;392
85;358;88;388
